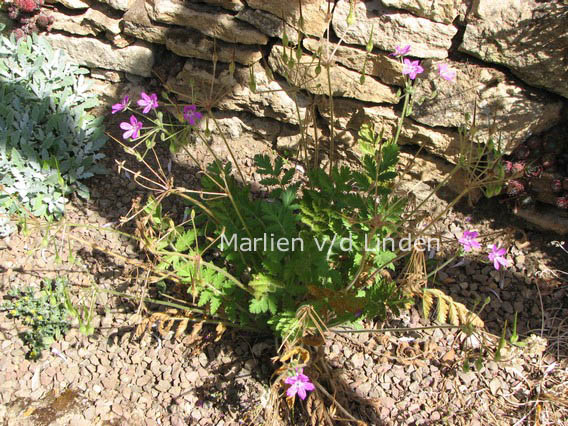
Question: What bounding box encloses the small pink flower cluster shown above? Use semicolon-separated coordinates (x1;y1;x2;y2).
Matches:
391;44;456;82
458;230;510;270
111;92;202;140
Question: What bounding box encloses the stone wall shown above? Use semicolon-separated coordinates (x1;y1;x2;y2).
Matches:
5;0;568;225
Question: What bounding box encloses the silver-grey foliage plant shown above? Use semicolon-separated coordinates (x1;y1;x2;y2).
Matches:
0;27;106;223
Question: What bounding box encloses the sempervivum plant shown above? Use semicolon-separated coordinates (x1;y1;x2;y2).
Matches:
556;197;568;210
525;164;543;179
7;0;41;15
551;179;563;194
506;179;527;196
5;0;54;37
502;124;568;211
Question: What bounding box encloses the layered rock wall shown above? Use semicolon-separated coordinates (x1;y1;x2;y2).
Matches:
4;0;567;217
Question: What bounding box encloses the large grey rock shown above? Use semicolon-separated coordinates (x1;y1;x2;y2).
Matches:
97;0;133;12
194;111;294;144
123;20;169;45
166;29;263;65
236;7;300;42
316;97;463;163
191;0;244;12
146;0;268;45
380;0;463;24
45;0;89;9
459;0;568;99
268;45;398;104
49;6;122;36
332;0;457;59
245;0;330;37
303;38;404;87
399;151;481;203
410;59;563;153
44;34;155;77
123;0;168;44
169;60;309;125
49;11;98;36
84;5;122;35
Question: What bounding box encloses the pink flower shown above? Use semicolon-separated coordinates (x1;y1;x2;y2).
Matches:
111;95;129;114
458;230;481;252
119;115;143;140
137;92;159;114
438;63;456;81
390;44;411;57
183;105;203;126
402;58;424;80
284;369;315;400
488;245;509;270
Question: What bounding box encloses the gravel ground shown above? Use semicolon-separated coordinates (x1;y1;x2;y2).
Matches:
1;122;567;425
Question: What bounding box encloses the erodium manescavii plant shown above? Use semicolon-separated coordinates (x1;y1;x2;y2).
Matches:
108;8;511;423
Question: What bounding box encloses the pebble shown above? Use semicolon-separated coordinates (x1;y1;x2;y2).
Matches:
351;353;364;369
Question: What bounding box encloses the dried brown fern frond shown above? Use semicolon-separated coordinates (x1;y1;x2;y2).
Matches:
423;288;484;328
397;247;427;315
398;248;427;297
133;308;192;340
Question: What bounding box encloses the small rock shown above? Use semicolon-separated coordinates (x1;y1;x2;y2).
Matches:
31;368;41;392
155;380;170;393
84;406;96;420
137;375;152;387
489;377;502;395
351;353;364;369
380;396;395;410
458;371;476;386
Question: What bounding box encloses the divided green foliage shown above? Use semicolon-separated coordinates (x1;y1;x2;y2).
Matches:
1;277;72;359
149;123;407;338
0;29;106;223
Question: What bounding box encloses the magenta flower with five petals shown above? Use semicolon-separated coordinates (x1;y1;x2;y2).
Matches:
391;44;411;57
402;58;424;80
284;369;315;400
183;105;203;126
119;115;143;140
458;230;481;252
438;63;456;81
137;92;159;114
111;95;129;114
488;245;509;270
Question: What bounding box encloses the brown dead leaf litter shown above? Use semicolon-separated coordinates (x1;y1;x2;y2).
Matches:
1;134;568;425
